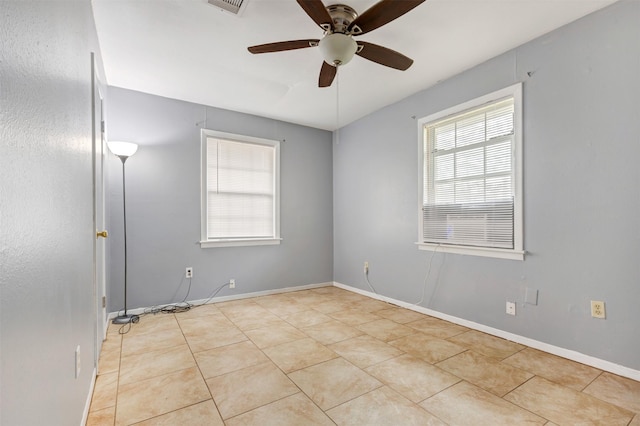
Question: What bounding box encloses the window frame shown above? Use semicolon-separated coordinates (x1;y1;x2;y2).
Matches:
200;129;281;248
417;83;524;260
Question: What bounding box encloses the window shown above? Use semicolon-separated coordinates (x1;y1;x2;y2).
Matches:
200;130;280;248
418;84;523;260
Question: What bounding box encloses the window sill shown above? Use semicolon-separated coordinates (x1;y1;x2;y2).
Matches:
200;238;282;248
417;242;525;261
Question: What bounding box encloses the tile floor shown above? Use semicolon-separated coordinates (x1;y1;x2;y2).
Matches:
87;286;640;425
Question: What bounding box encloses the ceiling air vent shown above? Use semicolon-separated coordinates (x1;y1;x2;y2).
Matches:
208;0;247;16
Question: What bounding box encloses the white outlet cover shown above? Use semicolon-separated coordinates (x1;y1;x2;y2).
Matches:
506;301;516;316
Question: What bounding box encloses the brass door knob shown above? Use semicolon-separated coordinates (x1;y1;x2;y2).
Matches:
96;230;108;238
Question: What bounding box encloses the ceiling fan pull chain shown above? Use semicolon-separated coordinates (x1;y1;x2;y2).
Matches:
336;67;340;130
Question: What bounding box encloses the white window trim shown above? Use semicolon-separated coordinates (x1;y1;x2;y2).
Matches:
417;83;524;260
200;129;281;249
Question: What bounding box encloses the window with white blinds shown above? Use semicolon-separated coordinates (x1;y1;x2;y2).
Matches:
200;130;280;247
418;84;523;260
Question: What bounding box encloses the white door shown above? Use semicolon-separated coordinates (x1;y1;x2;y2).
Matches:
92;53;108;365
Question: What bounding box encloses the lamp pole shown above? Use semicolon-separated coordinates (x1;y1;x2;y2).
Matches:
107;142;139;325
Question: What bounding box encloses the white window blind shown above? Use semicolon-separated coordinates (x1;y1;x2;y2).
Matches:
423;98;515;249
205;136;278;241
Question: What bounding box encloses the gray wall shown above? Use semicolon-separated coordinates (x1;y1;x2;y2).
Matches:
333;0;640;371
0;0;104;424
106;88;334;311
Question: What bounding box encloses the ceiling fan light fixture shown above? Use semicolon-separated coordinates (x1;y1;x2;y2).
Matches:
319;33;357;66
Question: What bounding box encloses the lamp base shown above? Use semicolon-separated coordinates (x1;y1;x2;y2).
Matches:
112;314;140;325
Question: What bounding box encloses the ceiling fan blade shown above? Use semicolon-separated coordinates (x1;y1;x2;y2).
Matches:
356;41;414;70
248;39;319;54
348;0;426;35
297;0;334;31
319;61;337;87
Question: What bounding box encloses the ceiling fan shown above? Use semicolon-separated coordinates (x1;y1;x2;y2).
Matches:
247;0;425;87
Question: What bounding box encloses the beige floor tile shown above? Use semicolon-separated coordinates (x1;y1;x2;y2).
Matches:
100;333;122;353
286;290;334;305
244;322;307;348
178;316;248;353
437;350;532;396
406;317;468;339
176;314;235;335
135;400;223;425
281;309;332;328
185;327;249;353
195;340;269;379
366;354;460;403
254;295;308;315
173;303;222;319
121;327;187;356
86;406;115;426
376;307;426;324
98;346;120;376
314;299;356;314
328;309;381;326
349;298;393;312
224;307;287;331
328;335;404;369
505;376;634;425
106;322;122;336
119;344;195;385
218;299;271;313
115;366;210;426
263;337;338;373
310;286;346;295
447;330;525;359
328;386;446;426
336;292;372;303
583;372;640;413
253;293;295;305
357;318;415;342
93;290;640;426
389;332;467;364
214;298;260;310
225;392;335;426
302;319;363;345
123;314;179;337
206;362;299;419
90;371;118;412
289;357;383;410
503;348;601;390
421;381;546;425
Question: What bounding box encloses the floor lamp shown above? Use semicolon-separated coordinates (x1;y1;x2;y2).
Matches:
108;141;139;325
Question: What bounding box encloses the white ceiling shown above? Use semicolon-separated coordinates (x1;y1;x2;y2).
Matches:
92;0;617;131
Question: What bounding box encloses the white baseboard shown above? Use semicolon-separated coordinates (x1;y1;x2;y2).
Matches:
82;367;97;426
107;282;332;320
333;281;640;382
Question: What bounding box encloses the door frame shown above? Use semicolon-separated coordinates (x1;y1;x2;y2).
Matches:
91;52;108;368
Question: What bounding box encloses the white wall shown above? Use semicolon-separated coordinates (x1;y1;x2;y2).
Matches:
105;88;334;311
0;1;102;423
333;0;640;371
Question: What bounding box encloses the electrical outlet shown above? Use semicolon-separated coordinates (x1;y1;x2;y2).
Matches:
506;301;516;316
185;267;193;278
229;279;235;289
75;345;81;378
364;261;369;274
591;300;606;319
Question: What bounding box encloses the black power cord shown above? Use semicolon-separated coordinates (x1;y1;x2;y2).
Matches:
114;277;232;334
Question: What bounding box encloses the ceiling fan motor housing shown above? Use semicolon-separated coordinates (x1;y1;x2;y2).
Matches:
326;4;358;33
